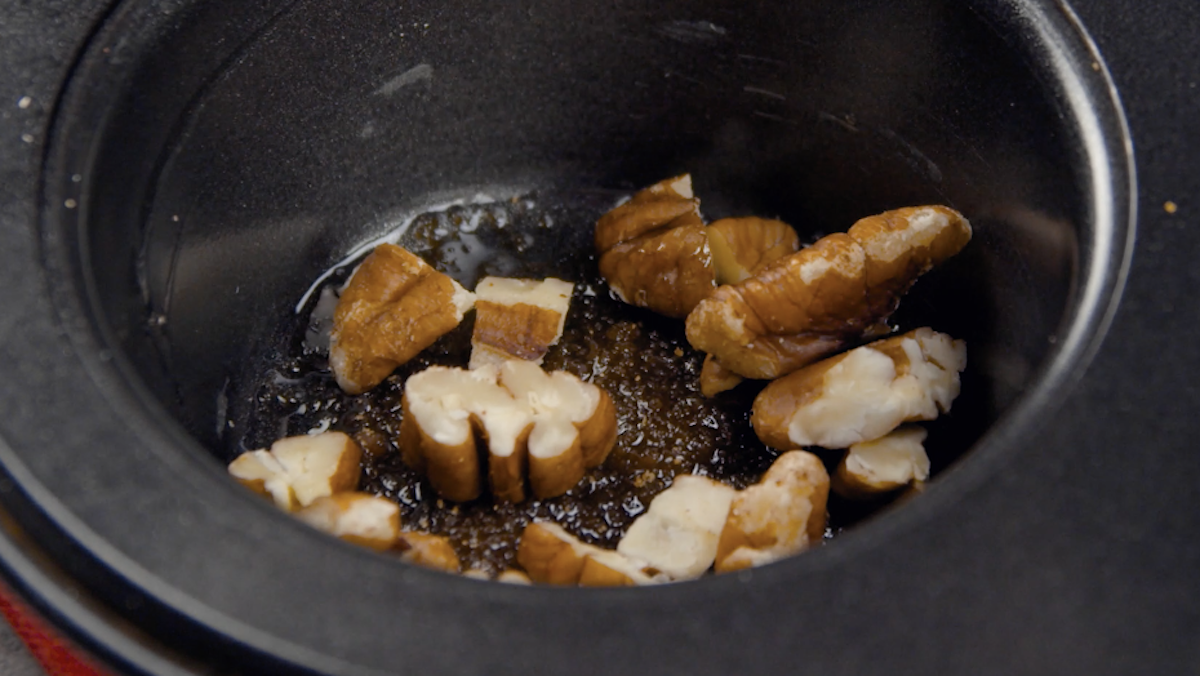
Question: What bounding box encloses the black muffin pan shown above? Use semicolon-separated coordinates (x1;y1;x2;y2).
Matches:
0;0;1197;674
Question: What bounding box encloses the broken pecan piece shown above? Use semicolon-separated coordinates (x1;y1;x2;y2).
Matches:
699;354;745;397
595;175;716;318
227;431;362;512
715;450;830;573
617;474;737;580
517;522;659;586
686;206;970;379
395;531;462;572
752;328;966;450
330;243;475;394
831;426;931;499
496;569;532;585
469;277;574;369
579;550;659;587
294;492;400;551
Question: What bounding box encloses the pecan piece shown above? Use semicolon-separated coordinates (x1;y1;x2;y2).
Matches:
399;361;617;502
707;216;800;285
595;175;716;318
617;475;737;580
686;206;970;379
294;492;400;551
395;531;462;572
699;354;745;397
831;426;931;499
228;431;362;512
752;328;966;450
330;244;475;394
714;451;830;573
517;522;660;586
469;277;574;369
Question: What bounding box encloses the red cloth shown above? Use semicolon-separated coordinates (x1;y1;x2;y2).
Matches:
0;585;113;676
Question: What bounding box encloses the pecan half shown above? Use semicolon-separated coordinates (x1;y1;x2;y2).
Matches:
686;206;970;380
595;175;716;318
330;244;475;394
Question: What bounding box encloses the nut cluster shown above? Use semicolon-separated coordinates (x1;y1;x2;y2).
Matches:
228;432;461;572
594;175;805;320
686;206;972;382
516;450;831;585
592;176;972;505
330;243;577;395
593;177;970;395
226;172;976;582
752;328;966;499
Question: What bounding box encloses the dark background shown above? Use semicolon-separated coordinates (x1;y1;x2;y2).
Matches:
0;0;1197;673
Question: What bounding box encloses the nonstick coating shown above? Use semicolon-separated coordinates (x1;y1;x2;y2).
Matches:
2;0;1142;674
104;0;1082;453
